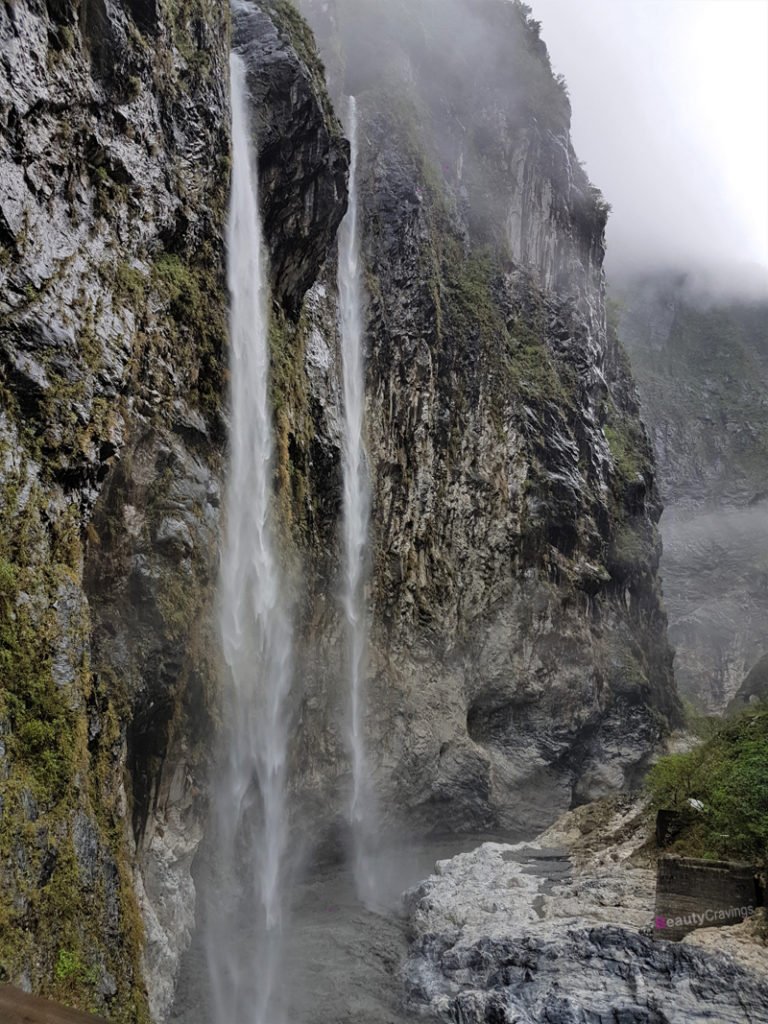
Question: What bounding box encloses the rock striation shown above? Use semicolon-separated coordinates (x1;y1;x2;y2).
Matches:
293;0;679;838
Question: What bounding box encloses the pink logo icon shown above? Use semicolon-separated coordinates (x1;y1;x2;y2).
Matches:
655;916;667;929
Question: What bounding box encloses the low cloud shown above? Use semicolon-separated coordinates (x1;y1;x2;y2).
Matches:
530;0;768;296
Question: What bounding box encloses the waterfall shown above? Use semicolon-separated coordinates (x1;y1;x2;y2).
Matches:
338;96;378;905
206;52;293;1024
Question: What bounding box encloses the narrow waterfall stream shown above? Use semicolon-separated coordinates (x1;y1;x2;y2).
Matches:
205;51;293;1024
338;96;379;906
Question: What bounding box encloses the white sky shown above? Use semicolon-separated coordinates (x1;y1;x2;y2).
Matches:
530;0;768;281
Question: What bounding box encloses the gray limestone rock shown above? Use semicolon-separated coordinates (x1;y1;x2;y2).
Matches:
293;0;679;842
403;807;768;1023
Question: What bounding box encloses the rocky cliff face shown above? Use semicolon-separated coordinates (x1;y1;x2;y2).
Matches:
290;0;679;840
616;274;768;712
1;0;680;1018
0;0;227;1016
0;0;345;1017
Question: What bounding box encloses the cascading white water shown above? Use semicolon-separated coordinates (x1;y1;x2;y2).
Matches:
206;51;293;1024
338;96;379;905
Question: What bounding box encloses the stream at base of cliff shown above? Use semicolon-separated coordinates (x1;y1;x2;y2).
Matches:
170;833;522;1024
170;807;768;1024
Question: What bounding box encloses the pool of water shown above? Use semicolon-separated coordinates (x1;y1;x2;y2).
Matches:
171;832;527;1024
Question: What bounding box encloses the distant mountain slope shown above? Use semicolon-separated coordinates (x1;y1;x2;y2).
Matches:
616;273;768;711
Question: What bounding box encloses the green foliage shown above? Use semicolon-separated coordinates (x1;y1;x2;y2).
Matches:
55;949;82;982
0;512;79;801
442;247;505;352
114;262;147;304
505;312;573;408
55;949;98;988
647;704;768;864
169;0;216;76
680;697;722;740
149;251;227;417
151;253;194;301
647;749;706;810
605;421;646;482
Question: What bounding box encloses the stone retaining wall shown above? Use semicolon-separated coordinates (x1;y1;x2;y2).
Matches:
654;855;760;941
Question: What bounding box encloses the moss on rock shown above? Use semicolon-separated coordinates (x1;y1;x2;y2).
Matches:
0;465;149;1021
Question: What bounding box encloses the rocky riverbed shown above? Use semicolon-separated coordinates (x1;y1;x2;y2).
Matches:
171;800;768;1023
403;800;768;1023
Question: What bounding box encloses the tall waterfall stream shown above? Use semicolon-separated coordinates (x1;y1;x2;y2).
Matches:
204;52;294;1024
338;96;379;906
172;59;520;1024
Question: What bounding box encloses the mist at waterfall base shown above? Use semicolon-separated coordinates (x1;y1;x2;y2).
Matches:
203;52;295;1024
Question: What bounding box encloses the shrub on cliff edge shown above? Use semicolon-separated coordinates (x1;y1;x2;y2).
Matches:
647;703;768;866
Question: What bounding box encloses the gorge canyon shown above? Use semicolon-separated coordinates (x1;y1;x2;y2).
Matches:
0;1;765;1022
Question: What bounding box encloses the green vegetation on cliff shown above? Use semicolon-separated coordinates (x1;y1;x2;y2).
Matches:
0;465;149;1022
0;0;232;1011
647;704;768;865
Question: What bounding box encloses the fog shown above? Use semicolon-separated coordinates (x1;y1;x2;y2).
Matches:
530;0;768;296
308;0;768;299
303;0;765;299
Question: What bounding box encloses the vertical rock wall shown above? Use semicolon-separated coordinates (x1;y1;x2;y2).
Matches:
291;0;680;836
0;0;229;1015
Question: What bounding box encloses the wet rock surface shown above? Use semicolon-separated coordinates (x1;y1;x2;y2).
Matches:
0;0;336;1015
233;0;349;317
294;0;679;842
403;803;768;1023
0;0;230;1011
408;923;768;1024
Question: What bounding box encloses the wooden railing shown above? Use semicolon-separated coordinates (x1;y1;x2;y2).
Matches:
0;986;107;1023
